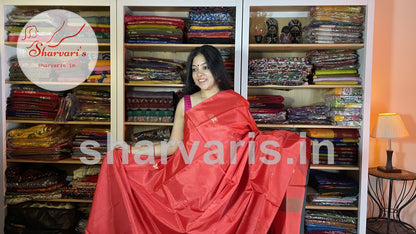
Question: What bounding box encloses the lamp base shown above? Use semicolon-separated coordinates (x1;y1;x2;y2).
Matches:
377;166;401;173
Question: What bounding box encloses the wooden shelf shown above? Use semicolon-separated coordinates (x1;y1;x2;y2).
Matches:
248;84;363;89
7;158;103;164
305;202;358;211
124;43;235;52
256;124;360;129
6;120;110;125
5;81;110;86
249;43;364;52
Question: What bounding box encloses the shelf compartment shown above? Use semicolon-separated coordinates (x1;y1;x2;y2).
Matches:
124;43;235;52
249;43;364;52
124;122;174;126
305;203;358;211
5;81;110;86
6;120;111;125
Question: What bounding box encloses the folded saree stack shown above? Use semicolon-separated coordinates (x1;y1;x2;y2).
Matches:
61;165;101;200
124;14;184;44
248;95;286;124
187;7;234;44
304;210;358;234
5;8;41;42
125;57;185;84
72;89;111;122
126;90;176;123
307;49;362;85
325;88;362;126
6;85;61;121
77;10;110;43
306;128;359;165
303;6;365;44
5;165;66;205
286;104;331;125
86;52;111;83
6;124;73;161
71;127;109;160
307;169;358;207
248;57;312;86
8;56;29;81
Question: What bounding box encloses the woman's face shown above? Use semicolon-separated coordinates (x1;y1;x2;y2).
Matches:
192;54;218;91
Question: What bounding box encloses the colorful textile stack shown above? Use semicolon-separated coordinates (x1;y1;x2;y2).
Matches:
307;49;361;85
86;51;111;83
325;88;362;126
71;127;109;160
61;165;100;200
307;169;359;207
126;90;176;123
130;127;171;145
6;124;73;161
286;104;331;125
125;57;185;84
78;11;110;43
219;48;235;79
248;57;312;86
187;7;234;44
6;85;61;121
306;128;359;165
124;14;184;44
8;57;29;81
304;210;358;233
248;95;286;124
72;89;111;122
5;8;41;42
5;165;66;205
303;6;365;44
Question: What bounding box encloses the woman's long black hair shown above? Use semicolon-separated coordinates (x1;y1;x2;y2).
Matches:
183;45;232;95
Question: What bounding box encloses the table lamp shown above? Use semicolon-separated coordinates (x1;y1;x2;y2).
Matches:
371;113;409;173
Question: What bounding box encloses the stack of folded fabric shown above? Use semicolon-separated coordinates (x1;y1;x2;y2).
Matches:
77;10;110;43
5;165;67;205
219;48;235;79
71;127;109;160
248;57;313;86
8;57;29;81
307;169;359;207
325;87;362;126
130;127;171;145
61;165;100;200
304;210;358;234
248;95;286;124
72;89;111;122
187;7;234;44
5;8;41;42
6;124;73;161
307;49;361;85
124;14;184;44
306;128;359;165
86;51;111;83
126;90;176;123
125;57;185;84
303;6;365;44
286;104;331;125
6;85;61;121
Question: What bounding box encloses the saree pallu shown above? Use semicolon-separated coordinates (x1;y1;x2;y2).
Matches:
86;90;309;234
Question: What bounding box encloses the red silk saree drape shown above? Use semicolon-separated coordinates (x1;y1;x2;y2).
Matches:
86;90;309;234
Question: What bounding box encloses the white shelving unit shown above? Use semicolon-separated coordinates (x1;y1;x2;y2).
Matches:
241;1;374;233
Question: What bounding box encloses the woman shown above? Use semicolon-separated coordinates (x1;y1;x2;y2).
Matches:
86;45;309;234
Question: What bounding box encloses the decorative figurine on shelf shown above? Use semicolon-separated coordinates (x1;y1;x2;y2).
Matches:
266;18;279;44
288;19;302;43
280;26;292;44
254;26;264;43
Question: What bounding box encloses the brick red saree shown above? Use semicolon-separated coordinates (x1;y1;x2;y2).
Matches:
86;90;309;234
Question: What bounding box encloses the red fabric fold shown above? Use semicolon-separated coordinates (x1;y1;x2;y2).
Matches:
86;90;309;234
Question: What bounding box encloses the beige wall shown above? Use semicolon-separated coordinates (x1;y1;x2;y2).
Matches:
370;0;416;226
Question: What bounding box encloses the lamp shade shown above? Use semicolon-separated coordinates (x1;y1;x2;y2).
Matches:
371;113;409;139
